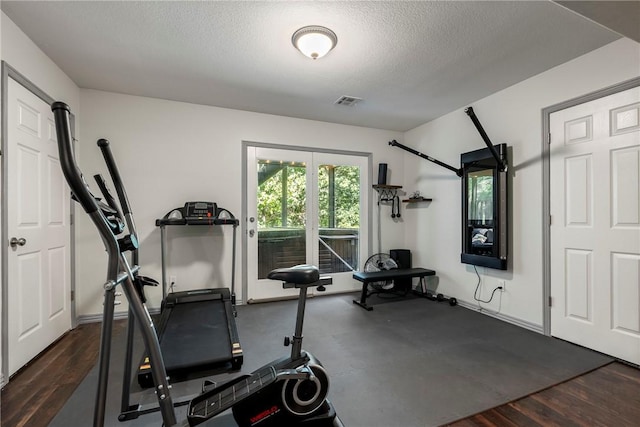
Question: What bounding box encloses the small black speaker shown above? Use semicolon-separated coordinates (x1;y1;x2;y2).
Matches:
390;249;411;268
390;249;412;291
377;163;388;185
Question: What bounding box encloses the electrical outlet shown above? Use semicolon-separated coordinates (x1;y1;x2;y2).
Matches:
498;280;506;291
170;275;177;289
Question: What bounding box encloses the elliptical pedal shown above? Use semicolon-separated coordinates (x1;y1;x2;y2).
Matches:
187;365;277;425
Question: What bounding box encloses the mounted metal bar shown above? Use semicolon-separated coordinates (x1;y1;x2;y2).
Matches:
464;107;507;172
388;140;462;177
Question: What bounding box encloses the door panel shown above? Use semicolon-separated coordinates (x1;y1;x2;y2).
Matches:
246;146;368;301
550;86;640;365
7;79;71;376
247;147;312;301
313;152;367;294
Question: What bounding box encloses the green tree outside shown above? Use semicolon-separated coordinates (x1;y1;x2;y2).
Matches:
257;163;360;229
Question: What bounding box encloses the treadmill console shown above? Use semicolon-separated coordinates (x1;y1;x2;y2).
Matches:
158;201;237;226
183;201;217;220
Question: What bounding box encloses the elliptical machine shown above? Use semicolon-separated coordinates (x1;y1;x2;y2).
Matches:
51;101;342;427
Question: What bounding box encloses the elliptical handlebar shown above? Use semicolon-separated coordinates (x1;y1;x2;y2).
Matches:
93;174;123;220
51;102;121;272
51;101;177;427
96;138;139;262
97;138;134;217
52;102;99;215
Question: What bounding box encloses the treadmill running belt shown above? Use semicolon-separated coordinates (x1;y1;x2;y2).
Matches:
160;300;232;371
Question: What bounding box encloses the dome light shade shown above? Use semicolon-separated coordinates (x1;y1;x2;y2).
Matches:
292;26;337;60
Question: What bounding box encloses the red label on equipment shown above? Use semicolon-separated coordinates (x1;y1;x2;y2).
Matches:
249;405;280;425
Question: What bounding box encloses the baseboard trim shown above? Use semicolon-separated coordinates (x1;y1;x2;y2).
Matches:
457;299;544;334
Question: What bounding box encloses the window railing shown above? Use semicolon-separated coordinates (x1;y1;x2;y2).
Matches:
258;228;358;278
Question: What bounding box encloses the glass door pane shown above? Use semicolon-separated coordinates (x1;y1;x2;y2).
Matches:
313;152;368;294
317;164;360;274
246;147;312;302
257;160;308;278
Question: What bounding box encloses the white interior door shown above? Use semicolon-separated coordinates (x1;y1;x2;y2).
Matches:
246;146;368;302
6;78;71;376
550;86;640;364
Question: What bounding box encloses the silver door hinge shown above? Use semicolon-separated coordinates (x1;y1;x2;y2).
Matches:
71;290;75;301
549;296;553;307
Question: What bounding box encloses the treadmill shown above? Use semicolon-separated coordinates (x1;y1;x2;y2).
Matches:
136;202;243;388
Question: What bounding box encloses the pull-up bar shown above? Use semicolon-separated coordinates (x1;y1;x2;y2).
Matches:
389;106;507;174
388;140;462;177
464;107;507;172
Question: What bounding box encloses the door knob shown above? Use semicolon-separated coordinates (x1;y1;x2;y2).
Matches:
249;230;255;237
10;237;26;247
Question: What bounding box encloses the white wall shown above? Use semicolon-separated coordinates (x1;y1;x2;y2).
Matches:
1;13;79;111
403;38;640;328
78;90;403;316
1;12;80;382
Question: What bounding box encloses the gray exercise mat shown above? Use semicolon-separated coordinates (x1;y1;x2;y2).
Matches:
49;293;612;427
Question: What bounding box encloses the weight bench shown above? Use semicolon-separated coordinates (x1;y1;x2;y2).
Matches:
352;268;439;311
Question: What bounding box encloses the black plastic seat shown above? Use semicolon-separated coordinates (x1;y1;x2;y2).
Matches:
267;265;319;285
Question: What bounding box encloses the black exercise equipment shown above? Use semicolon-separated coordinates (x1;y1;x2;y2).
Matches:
389;106;509;270
388;107;507;175
52;101;343;427
135;205;243;390
187;265;337;427
93;135;244;418
353;267;437;311
136;287;242;389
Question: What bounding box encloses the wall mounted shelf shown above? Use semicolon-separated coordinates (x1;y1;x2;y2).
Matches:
402;197;432;203
373;184;402;202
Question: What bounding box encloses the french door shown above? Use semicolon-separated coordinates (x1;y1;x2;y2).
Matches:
246;146;368;302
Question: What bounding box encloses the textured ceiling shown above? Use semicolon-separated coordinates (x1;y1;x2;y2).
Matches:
1;1;622;131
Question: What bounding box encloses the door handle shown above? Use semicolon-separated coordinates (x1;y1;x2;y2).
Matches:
10;237;26;247
249;230;255;237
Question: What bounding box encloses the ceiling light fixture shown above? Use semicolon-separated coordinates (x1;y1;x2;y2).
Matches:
292;26;337;60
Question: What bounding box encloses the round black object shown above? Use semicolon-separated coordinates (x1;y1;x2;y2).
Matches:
281;364;329;416
436;293;445;302
449;297;458;306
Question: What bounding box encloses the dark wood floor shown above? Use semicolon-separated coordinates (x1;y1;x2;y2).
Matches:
1;322;639;427
0;321;125;427
447;361;640;427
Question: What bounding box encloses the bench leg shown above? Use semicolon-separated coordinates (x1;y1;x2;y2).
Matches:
352;282;374;311
412;277;436;300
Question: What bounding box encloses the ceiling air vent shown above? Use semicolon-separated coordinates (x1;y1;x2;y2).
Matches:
334;95;362;107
